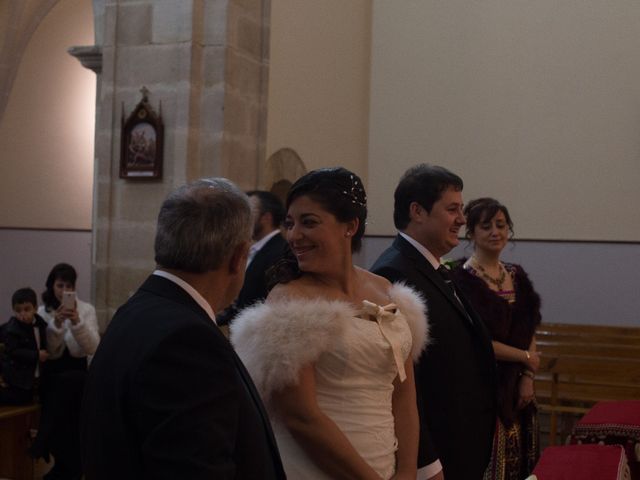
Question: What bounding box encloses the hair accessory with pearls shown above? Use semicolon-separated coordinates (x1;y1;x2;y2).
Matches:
342;174;367;208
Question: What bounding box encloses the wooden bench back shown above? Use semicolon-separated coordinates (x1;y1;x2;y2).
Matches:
533;323;640;446
536;331;640;346
538;322;640;338
536;340;640;360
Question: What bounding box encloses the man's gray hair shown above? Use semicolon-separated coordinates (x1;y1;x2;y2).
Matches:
154;178;252;273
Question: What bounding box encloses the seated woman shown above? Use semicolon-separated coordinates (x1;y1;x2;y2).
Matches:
33;263;100;480
231;167;429;479
450;198;542;480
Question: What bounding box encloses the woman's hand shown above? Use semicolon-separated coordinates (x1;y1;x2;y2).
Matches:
39;349;49;362
54;305;66;328
55;305;79;326
65;306;80;325
517;375;535;410
524;350;541;373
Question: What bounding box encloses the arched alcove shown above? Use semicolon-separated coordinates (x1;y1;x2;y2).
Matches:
264;147;307;197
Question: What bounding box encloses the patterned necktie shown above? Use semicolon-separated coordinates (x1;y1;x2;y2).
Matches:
437;265;474;325
436;265;455;293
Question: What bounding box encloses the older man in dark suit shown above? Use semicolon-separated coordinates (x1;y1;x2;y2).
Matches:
81;179;286;480
371;164;496;480
218;190;288;325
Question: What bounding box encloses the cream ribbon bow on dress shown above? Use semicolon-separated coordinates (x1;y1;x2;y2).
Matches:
360;300;407;382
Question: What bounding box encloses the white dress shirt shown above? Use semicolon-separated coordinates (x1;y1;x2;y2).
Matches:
247;229;281;268
152;270;216;324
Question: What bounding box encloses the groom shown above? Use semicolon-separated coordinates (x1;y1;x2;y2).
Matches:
81;179;286;479
372;164;496;480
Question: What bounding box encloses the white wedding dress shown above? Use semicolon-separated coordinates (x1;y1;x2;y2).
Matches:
231;284;428;480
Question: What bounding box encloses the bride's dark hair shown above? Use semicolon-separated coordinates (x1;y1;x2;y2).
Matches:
267;167;368;288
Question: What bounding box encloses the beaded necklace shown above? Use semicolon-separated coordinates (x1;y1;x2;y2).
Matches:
470;257;507;290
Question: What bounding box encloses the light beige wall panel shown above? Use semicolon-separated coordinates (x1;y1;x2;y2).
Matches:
0;0;94;229
266;0;371;184
368;1;640;240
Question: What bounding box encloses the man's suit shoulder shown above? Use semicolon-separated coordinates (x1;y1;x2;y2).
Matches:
101;286;225;367
371;245;418;282
254;233;287;264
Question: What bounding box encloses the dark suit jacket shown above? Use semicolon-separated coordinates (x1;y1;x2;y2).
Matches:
371;235;497;480
218;232;288;325
1;314;47;390
80;275;286;480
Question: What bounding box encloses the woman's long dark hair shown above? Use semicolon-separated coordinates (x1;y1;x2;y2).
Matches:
42;263;77;312
267;167;368;288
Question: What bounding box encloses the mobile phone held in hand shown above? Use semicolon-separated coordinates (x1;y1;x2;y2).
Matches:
62;291;76;309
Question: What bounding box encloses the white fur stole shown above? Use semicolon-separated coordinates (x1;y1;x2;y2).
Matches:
388;283;430;361
230;283;428;402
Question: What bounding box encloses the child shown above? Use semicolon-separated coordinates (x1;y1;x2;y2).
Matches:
0;287;49;404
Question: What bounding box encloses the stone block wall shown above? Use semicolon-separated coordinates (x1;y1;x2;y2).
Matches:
92;0;270;329
221;0;270;190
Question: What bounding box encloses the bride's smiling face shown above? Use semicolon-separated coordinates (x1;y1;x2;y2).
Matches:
284;195;352;273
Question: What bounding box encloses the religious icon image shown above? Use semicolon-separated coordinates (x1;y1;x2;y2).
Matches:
127;122;156;167
120;87;163;179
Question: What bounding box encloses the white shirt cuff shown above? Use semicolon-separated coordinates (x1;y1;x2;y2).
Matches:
418;459;443;479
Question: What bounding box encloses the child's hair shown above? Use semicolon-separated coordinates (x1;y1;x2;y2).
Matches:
12;287;38;308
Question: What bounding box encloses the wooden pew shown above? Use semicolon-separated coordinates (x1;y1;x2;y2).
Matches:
536;331;640;346
535;355;640;445
536;341;640;360
537;323;640;338
0;403;39;480
533;323;640;444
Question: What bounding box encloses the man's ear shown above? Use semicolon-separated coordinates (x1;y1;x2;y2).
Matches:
228;241;250;275
408;201;424;222
262;211;273;228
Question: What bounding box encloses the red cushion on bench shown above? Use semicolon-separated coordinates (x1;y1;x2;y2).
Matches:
533;445;629;480
578;401;640;431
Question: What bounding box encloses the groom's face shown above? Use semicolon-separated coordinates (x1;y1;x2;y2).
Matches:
416;186;465;258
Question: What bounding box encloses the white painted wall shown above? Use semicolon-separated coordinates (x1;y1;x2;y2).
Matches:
368;1;640;241
355;236;640;327
266;0;372;183
0;0;95;229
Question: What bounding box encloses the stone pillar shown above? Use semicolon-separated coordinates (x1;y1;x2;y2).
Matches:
221;0;271;189
92;0;270;329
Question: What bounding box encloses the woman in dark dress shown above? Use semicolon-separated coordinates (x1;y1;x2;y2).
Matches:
451;198;542;480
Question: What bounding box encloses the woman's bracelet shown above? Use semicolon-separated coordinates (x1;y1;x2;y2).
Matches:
521;370;535;380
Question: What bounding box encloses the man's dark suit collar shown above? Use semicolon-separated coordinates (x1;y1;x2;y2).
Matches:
248;232;285;265
393;234;474;324
256;231;285;255
139;274;214;326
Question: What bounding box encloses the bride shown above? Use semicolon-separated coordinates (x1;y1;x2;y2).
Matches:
231;167;429;479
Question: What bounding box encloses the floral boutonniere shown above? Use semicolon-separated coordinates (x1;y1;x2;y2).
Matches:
441;259;457;270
